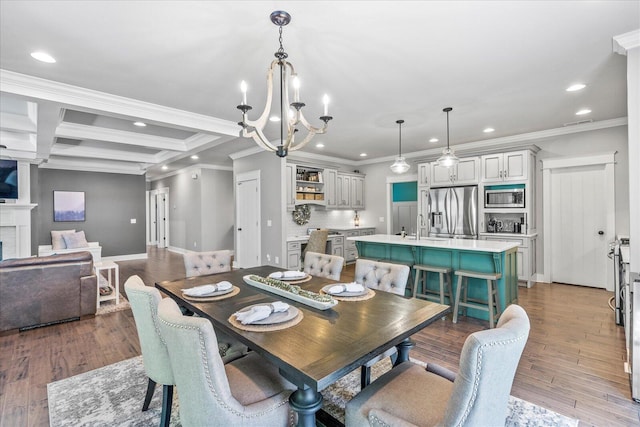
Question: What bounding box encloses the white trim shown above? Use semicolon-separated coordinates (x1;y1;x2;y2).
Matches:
229;146;264;160
385;174;418;235
39;158;146;175
0;69;239;136
168;246;188;255
147;163;232;182
542;153;616;288
386;173;418;184
103;253;148;262
541;152;617;170
613;29;640;55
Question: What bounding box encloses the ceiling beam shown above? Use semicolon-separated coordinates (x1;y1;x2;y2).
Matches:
50;144;158;163
36;102;65;159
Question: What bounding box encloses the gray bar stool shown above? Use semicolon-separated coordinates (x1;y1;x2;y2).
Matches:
413;264;453;305
452;270;502;328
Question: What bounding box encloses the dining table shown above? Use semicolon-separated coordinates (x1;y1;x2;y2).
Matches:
155;265;450;427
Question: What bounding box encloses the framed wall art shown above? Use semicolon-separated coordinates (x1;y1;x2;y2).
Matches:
53;191;85;222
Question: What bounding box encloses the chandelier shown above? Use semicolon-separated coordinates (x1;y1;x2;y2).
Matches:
237;11;332;158
436;107;459;168
390;119;410;174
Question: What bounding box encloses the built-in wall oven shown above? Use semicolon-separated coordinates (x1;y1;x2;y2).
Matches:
484;184;525;208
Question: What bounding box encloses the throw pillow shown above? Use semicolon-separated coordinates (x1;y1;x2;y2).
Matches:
62;230;89;249
51;229;75;250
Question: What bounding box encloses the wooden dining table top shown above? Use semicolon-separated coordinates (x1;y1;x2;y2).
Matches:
155;265;450;392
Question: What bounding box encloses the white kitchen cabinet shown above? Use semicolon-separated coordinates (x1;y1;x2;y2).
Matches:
334;227;375;263
350;176;365;210
417;163;430;187
331;235;344;258
287;241;301;270
480;234;537;288
286;163;296;211
324;168;338;209
431;157;480;187
481;151;528;183
417;187;430;238
337;174;351;208
335;172;365;210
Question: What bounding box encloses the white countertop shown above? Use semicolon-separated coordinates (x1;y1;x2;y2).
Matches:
347;234;520;253
328;226;376;231
286;233;345;243
479;232;539;238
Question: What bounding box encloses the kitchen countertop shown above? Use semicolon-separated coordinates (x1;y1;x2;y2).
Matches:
286;233;345;243
328;226;375;231
348;234;520;253
479;232;538;238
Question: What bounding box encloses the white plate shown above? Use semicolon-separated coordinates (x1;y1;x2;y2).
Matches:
182;286;233;298
235;304;299;325
321;284;368;297
268;271;308;281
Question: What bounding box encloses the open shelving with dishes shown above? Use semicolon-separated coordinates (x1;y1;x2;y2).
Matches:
295;166;325;203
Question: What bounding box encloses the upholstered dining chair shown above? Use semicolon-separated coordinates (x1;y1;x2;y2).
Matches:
345;304;530;427
183;249;232;277
303;251;345;281
304;229;329;258
354;258;410;388
182;250;248;363
156;297;297;426
124;275;174;427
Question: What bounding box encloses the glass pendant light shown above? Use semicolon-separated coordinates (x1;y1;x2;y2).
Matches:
390;119;410;174
436;107;459;168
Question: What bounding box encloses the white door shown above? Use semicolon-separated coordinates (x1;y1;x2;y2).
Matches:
236;173;261;268
550;164;610;288
148;191;157;245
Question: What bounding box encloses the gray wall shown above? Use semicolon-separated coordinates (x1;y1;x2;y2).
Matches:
150;168;234;252
30;167;146;257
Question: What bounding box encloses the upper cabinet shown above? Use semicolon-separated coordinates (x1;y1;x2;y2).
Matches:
336;172;365;210
286;163;296;211
431;157;480;187
286;165;326;211
324;168;338;209
481;151;528;183
417;163;431;187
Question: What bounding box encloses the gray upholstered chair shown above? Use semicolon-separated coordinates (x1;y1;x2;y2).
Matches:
183;250;248;362
124;275;174;427
183;249;232;276
345;304;530;427
354;259;410;388
303;251;345;281
304;229;329;258
156;297;297;426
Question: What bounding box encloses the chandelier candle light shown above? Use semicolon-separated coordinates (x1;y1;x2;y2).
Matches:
390;119;410;174
237;11;333;158
436;107;460;168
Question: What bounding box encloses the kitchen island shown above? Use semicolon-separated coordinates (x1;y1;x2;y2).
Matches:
349;234;519;321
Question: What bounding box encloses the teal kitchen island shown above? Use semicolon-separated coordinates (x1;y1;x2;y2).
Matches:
349;234;519;321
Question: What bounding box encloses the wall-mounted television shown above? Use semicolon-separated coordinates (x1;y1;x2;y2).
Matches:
0;160;19;200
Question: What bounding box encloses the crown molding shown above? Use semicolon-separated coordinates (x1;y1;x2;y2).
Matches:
357;117;627;166
146;163;232;182
228;145;264;160
613;29;640;54
287;150;360;167
39;157;146;175
50;144;157;163
0;69;239;136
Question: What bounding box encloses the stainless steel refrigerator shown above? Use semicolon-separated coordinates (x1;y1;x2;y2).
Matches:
428;185;478;239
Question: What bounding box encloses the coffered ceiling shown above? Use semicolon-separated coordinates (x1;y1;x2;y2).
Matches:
0;1;638;180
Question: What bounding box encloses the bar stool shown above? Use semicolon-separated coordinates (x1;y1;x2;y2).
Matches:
413;264;453;305
452;270;502;328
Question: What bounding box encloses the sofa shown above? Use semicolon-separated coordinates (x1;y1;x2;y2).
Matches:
0;251;97;332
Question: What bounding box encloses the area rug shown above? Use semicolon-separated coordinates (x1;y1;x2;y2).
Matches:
48;356;579;427
95;294;130;316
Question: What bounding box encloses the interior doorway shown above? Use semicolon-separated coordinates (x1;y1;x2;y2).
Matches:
386;175;418;235
542;154;615;290
235;171;261;268
146;188;169;249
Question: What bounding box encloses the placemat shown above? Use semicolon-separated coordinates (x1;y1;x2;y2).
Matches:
182;286;240;302
321;288;376;301
228;310;304;332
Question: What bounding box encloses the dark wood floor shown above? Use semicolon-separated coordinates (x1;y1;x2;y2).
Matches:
1;246;638;426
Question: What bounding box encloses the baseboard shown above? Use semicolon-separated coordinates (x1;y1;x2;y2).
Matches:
103;253;148;262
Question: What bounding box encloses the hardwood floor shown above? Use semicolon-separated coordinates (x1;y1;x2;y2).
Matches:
1;246;638;426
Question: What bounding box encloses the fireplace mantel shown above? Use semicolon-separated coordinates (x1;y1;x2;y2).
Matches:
0;203;37;259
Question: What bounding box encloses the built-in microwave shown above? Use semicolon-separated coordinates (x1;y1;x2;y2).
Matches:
484;185;525;208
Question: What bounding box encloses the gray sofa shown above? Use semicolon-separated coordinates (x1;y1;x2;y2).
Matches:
0;251;97;332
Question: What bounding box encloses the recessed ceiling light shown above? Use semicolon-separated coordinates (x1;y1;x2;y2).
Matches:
269;116;281;122
316;143;325;148
566;83;586;92
483;127;495;133
360;153;367;157
190;155;199;160
161;165;168;170
576;109;591;115
133;121;147;127
30;51;56;63
429;138;438;143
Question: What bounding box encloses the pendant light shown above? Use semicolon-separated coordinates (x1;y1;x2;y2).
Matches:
436;107;459;168
390;119;410;174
